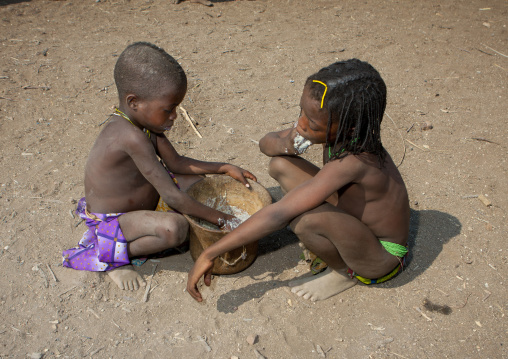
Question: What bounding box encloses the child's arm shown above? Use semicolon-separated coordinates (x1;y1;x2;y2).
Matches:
124;131;235;227
259;127;298;156
187;156;361;301
259;126;312;157
156;134;257;187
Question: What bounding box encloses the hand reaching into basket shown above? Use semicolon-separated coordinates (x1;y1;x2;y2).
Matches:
218;214;241;231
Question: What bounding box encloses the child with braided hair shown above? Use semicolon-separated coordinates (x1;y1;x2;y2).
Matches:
187;59;410;302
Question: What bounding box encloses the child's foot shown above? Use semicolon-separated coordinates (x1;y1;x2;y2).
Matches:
289;267;357;301
108;265;146;290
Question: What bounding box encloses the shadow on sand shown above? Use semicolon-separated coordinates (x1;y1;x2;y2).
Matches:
215;208;462;313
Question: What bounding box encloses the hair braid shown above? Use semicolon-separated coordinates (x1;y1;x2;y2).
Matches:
306;59;387;165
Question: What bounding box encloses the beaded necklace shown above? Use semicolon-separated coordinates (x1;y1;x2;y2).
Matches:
328;137;358;159
114;108;151;139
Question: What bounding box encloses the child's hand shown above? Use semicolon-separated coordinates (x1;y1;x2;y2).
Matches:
187;253;214;302
218;213;242;231
221;164;257;188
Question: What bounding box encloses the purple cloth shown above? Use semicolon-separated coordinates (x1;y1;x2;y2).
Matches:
62;198;130;271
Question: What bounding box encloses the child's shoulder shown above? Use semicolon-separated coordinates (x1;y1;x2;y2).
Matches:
92;116;153;155
99;117;148;143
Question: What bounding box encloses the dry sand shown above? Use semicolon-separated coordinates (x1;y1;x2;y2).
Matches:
0;0;507;358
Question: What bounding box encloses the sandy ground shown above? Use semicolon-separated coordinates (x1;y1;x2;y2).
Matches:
0;0;507;358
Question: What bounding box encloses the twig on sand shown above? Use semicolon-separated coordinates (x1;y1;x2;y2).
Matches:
89;346;104;357
58;286;77;296
254;348;266;359
462;194;478;199
87;307;101;319
0;96;13;101
482;44;508;58
46;263;58;282
467;137;500;145
179;106;203;138
405;139;427;152
414;306;432;321
390;352;409;359
142;263;158;302
452;293;471;309
22;85;51;90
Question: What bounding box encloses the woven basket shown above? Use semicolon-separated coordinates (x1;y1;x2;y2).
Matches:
184;175;272;274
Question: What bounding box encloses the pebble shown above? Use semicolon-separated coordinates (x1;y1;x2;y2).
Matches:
246;334;258;345
421;121;433;131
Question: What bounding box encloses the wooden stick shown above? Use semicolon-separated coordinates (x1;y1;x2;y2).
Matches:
178;106;203;138
142;263;158;302
414;306;432;321
90;347;104;357
22;85;51;90
482;44;508;58
58;286;76;296
405;139;427;151
46;263;59;282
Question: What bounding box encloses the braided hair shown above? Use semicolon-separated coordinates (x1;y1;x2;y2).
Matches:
114;42;187;101
306;59;387;164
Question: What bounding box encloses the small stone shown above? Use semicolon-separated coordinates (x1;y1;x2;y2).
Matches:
29;353;42;359
478;194;492;207
421;121;433;131
246;334;258;345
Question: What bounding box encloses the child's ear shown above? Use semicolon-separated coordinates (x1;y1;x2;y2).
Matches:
126;94;139;110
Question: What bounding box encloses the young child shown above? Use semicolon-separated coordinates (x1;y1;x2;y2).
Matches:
63;42;256;291
187;59;410;302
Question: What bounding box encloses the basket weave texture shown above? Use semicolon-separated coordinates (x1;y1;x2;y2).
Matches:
184;175;272;274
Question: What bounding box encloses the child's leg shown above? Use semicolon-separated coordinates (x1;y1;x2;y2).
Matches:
119;211;189;256
108;211;189;290
288;204;401;301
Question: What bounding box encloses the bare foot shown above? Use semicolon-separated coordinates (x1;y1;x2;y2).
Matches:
289;267;357;301
108;265;146;290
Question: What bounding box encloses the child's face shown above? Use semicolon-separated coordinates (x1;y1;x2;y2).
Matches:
296;85;337;144
130;85;186;134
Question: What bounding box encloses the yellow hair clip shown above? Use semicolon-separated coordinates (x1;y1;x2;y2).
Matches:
312;80;328;109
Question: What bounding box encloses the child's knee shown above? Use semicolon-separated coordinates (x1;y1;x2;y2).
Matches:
268;156;289;180
160;215;189;247
291;212;320;237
